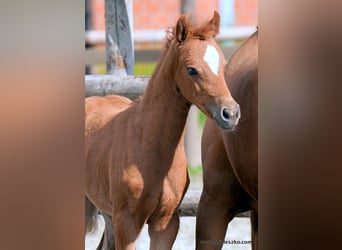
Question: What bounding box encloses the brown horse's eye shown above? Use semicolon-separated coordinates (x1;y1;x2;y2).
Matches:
187;67;198;76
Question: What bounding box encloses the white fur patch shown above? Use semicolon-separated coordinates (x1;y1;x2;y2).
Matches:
203;45;220;75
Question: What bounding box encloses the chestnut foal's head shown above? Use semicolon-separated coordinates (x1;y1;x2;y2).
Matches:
173;11;240;130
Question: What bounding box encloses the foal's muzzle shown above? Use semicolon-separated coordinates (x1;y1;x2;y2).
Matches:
213;103;241;130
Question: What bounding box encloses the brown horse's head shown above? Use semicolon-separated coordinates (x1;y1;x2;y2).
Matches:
173;11;240;130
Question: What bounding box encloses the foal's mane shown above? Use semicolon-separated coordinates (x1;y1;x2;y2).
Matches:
164;14;219;50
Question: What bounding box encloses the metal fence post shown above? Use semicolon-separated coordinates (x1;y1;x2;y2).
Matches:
105;0;134;75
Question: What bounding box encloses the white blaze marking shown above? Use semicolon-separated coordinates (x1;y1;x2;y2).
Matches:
203;45;220;75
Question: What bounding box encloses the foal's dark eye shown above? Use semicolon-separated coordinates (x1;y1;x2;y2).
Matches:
187;67;198;76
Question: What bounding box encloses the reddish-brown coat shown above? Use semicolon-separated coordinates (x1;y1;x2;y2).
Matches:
85;12;240;249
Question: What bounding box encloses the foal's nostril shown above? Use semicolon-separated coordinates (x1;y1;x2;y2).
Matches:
216;105;240;129
236;109;240;119
221;106;241;123
222;108;230;120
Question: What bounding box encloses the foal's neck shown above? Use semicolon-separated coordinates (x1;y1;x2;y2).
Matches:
139;42;190;148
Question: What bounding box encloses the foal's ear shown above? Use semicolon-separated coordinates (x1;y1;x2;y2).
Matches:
208;11;220;37
176;15;188;43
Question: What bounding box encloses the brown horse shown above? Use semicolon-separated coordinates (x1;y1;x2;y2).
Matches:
85;11;241;250
196;30;258;250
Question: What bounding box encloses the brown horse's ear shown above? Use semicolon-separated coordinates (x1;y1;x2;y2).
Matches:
208;11;220;37
176;15;188;43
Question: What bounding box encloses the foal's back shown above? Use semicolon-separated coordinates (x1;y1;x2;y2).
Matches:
85;95;132;144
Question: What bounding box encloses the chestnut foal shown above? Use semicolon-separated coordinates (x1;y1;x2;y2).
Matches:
85;11;240;249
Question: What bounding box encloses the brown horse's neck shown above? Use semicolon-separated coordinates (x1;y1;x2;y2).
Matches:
139;41;190;151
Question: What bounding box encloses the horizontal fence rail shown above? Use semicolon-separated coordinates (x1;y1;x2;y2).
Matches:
85;46;239;65
85;75;148;99
179;189;249;217
85;27;255;66
91;190;247;219
85;26;256;45
178;189;202;216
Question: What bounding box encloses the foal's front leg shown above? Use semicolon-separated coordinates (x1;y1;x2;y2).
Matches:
148;176;188;250
112;208;146;250
112;193;159;250
148;213;180;250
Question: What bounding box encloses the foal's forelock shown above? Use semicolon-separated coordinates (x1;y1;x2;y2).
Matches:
164;11;220;50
